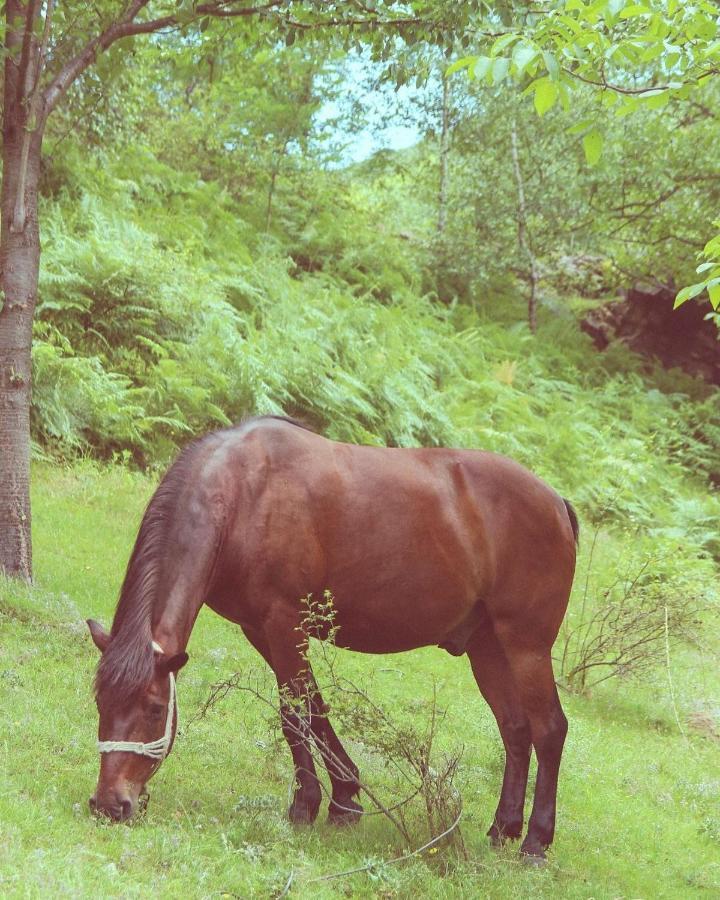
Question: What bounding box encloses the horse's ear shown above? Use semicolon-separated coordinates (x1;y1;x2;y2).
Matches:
158;652;189;676
87;619;111;653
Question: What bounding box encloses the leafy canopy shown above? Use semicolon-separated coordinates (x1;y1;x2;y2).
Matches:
448;0;720;308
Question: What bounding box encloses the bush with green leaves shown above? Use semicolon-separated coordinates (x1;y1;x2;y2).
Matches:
559;525;717;693
35;147;465;460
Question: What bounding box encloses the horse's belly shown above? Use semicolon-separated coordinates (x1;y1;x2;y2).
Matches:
315;562;482;653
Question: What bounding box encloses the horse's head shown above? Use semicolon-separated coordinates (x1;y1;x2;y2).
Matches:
86;619;188;821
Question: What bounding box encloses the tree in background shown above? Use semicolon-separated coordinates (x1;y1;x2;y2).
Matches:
3;1;716;581
449;0;720;306
0;0;479;580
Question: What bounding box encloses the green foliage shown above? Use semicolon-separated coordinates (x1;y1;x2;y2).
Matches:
450;0;720;306
32;132;719;563
34;146;461;459
425;78;720;295
675;220;720;310
559;526;715;692
456;1;720;117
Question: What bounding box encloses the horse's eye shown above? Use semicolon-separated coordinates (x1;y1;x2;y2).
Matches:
148;703;165;719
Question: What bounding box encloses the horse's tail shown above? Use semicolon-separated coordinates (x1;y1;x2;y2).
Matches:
562;498;580;548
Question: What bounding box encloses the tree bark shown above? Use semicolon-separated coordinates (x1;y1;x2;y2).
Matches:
0;1;43;579
510;119;539;334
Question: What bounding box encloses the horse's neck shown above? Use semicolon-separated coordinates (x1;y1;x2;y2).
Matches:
151;589;204;657
144;498;222;655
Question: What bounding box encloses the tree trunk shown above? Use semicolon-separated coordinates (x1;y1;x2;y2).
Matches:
437;73;450;235
510;119;539;334
266;137;291;233
265;168;279;232
0;141;42;582
0;3;44;580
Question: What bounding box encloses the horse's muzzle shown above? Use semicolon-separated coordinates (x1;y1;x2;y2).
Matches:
89;793;134;822
89;787;149;822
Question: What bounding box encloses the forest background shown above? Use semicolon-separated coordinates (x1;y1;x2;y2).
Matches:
1;2;719;897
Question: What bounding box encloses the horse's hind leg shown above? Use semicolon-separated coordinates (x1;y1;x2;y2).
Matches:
466;627;531;845
493;623;568;861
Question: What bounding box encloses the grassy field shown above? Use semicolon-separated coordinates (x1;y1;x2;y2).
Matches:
1;463;719;898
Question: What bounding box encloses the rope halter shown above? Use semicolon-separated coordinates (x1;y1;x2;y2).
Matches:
97;641;177;761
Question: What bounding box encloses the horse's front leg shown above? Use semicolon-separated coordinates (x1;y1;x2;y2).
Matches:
278;695;322;825
255;605;321;825
243;621;362;825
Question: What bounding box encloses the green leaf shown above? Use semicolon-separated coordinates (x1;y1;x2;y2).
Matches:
472;56;492;81
534;78;559;116
674;282;707;308
583;129;603;166
542;50;559;81
619;3;651;17
709;282;720;309
615;96;639;117
640;43;665;63
602;89;620;108
445;56;475;77
642;89;670;109
513;42;538;75
492;33;521;55
567;117;595;134
559;82;572;112
492;57;510;84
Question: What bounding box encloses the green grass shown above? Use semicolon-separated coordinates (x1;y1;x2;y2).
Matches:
1;464;719;898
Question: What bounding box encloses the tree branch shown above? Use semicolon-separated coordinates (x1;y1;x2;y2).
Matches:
41;0;151;121
563;65;720;96
37;0;465;132
197;0;284;18
285;13;421;30
39;1;307;123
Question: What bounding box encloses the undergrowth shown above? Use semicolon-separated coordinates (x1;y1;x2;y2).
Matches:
31;146;720;566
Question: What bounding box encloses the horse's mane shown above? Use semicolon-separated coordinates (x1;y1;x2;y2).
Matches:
248;414;314;433
95;439;205;704
94;416;313;704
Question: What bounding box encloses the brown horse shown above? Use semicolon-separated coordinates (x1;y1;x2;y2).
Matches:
87;416;578;860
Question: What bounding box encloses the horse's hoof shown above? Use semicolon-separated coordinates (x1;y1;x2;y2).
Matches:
328;798;363;826
487;823;521;848
288;798;320;825
520;850;548;867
